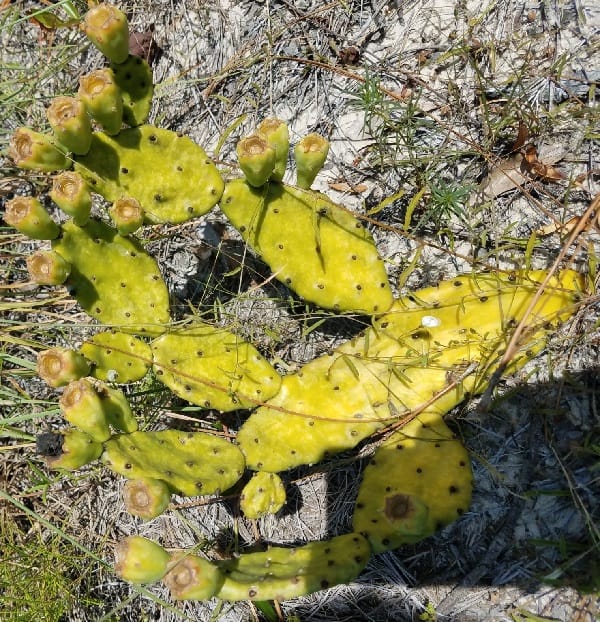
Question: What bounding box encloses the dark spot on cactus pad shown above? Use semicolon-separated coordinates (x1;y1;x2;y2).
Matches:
384;494;416;520
459;460;466;467
457;507;464;515
436;521;444;530
248;588;257;598
184;385;191;392
253;437;259;443
195;482;203;490
124;312;131;317
396;444;404;450
407;295;416;302
350;430;358;436
130;252;137;257
124;463;132;469
370;459;377;466
453;280;462;287
333;385;340;390
526;349;534;357
385;486;392;492
416;467;423;473
412;330;430;339
124;72;132;79
225;196;233;204
285;277;292;284
148;134;157;142
355;222;362;229
435;443;441;448
257;462;263;468
164;470;173;477
371;518;378;523
308;420;314;426
278;244;284;249
356;502;364;509
154;193;163;202
120;282;126;287
318;283;324;289
273;208;279;213
479;296;488;302
381;538;390;546
156;369;163;375
95;307;101;314
327;559;335;566
321;579;330;588
291;449;297;455
121;167;128;174
449;485;459;494
356;284;362;290
380;322;389;328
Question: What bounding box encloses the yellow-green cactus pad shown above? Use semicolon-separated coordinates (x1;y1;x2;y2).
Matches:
151;324;281;411
353;412;472;553
81;331;152;383
213;533;371;601
238;269;583;472
102;430;246;496
52;219;170;333
74;125;224;224
111;55;153;127
220;179;393;314
240;471;286;519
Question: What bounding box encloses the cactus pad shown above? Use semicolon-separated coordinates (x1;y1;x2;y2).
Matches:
240;471;287;519
102;430;246;496
52;219;170;332
151;324;281;411
110;55;154;127
353;412;472;553
220;179;393;313
81;331;152;383
74;125;224;224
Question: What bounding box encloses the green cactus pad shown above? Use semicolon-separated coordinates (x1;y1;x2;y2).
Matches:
151;324;281;411
102;430;246;496
214;533;371;601
74;125;224;224
110;55;153;127
238;269;583;472
240;471;286;519
52;219;170;333
353;412;472;553
220;179;393;314
81;331;152;383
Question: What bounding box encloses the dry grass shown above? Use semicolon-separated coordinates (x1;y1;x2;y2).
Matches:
1;0;599;620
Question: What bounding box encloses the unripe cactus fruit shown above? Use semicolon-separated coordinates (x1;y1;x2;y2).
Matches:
4;196;60;240
37;347;90;387
27;250;71;285
8;127;70;172
83;3;130;64
257;117;289;181
108;197;144;234
46;96;92;155
78;69;123;135
50;171;92;225
114;536;171;584
236;134;276;187
36;429;103;470
240;471;286;519
163;553;224;600
123;478;171;520
59;378;112;442
294;133;329;189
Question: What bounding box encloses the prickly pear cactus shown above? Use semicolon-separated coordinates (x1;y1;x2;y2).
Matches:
240;471;287;519
102;430;246;496
74;126;224;224
221;179;393;314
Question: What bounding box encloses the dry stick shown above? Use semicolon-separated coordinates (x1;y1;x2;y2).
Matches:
477;191;599;412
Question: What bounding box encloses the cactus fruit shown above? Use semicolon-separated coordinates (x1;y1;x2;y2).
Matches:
46;96;93;155
8;127;70;172
236;134;277;187
27;250;71;285
81;331;151;383
37;347;90;387
78;68;124;136
163;553;224;600
237;270;583;472
4;196;60;240
257;117;289;181
73;125;224;224
294;133;329;189
114;536;171;584
51;219;170;332
50;171;92;225
123;478;171;520
220;179;393;313
83;3;130;64
214;533;371;601
36;429;103;470
110;55;154;127
240;472;287;519
108;197;144;234
151;324;282;411
353;412;473;553
102;430;246;496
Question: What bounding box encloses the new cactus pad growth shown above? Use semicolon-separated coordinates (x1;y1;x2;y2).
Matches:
78;68;123;136
294;133;330;189
36;429;103;470
151;324;282;411
102;430;245;496
83;3;130;64
240;471;287;519
353;413;473;553
51;218;170;332
236;134;277;187
74;125;224;224
221;179;394;313
110;55;154;127
257;117;290;181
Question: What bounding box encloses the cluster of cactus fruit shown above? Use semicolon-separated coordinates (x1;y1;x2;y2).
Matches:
5;2;585;605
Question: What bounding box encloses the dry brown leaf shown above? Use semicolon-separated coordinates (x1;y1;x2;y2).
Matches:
327;181;368;194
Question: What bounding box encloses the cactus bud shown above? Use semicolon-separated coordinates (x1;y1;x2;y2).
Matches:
46;96;93;155
4;196;60;240
115;536;171;584
294;133;329;189
163;553;223;600
37;348;90;387
27;250;71;285
50;171;92;225
257;117;289;181
123;478;171;520
83;3;130;64
236;134;276;187
8;127;70;172
78;69;123;135
36;429;102;470
108;197;144;234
